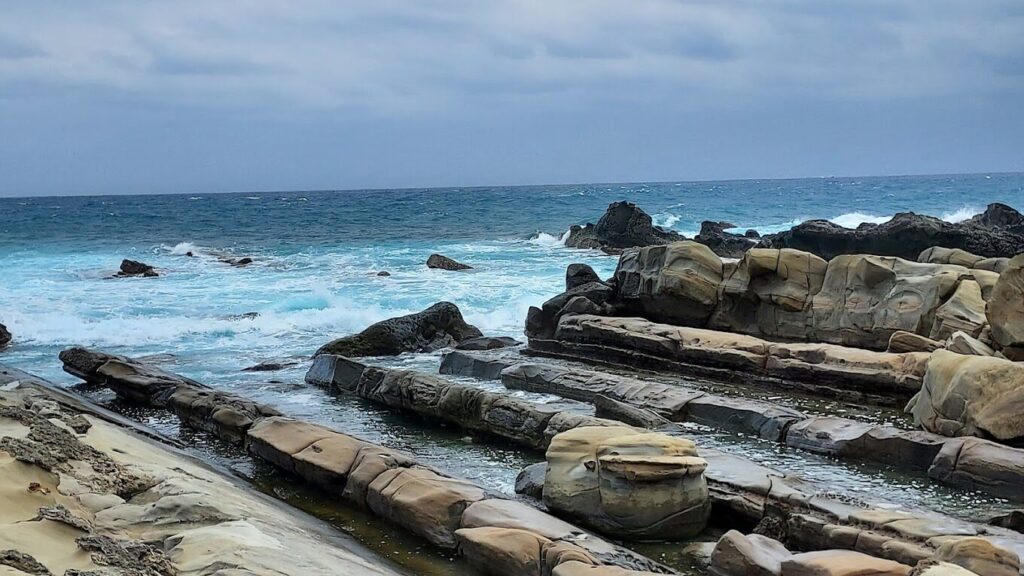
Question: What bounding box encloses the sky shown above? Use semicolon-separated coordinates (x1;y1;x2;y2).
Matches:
1;1;1022;197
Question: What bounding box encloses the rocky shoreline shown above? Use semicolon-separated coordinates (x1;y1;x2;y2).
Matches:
2;200;1024;575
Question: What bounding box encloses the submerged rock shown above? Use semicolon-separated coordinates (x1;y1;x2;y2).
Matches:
114;259;158;278
314;302;482;357
760;203;1024;260
0;323;10;350
565;201;684;254
426;253;472;270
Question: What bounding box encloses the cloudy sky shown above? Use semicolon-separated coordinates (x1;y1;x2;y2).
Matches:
1;1;1022;196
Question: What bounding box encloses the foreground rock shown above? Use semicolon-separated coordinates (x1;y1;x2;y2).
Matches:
0;366;406;576
908;349;1024;443
62;351;671;574
314;302;482;357
544;426;711;540
0;323;10;350
565;201;684;254
114;258;158;277
760;203;1024;260
426;253;472;270
709;530;791;576
987;253;1024;359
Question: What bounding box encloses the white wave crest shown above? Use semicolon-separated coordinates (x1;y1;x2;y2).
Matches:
526;229;571;247
167;241;202;255
652;213;681;229
830;212;893;228
940;205;980;223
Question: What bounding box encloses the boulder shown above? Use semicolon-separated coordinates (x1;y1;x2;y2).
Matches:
613;241;724;326
543;426;710;540
919;247;986;268
566;264;603;290
426;253;472;270
987;254;1024;352
945;332;994;357
694;221;756;258
933;537;1019;576
241;359;301;372
780;550;911;575
908;561;978;576
526;281;616;339
456;336;521;350
314;302;482;356
709;530;791;576
760;204;1024;260
990;510;1024;533
455;526;553;576
114;259;158;277
887;332;942;354
565;201;684;253
515;462;546;499
928;436;1024;500
929;280;987;340
376;270;391;277
0;323;10;350
908;350;1024;441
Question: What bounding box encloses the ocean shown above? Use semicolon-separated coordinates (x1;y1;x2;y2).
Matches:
1;172;1023;513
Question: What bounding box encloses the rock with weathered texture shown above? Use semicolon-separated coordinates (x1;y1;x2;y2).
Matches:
613;241;724;326
427;253;472;270
709;530;791;576
695;221;757;258
907;350;1024;442
887;332;943;354
456;336;521;350
760;204;1024;260
919;247;987;268
929;280;987;341
780;550;911;575
946;332;994;357
927;436;1024;500
439;349;517;380
543;426;710;540
566;263;604;290
515;462;546;499
565;201;684;254
933;537;1019;576
315;302;482;356
0;323;10;350
987;253;1024;354
908;561;978;576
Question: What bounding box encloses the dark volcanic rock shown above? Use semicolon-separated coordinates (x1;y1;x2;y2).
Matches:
426;253;472;270
760;203;1024;260
115;259;158;278
565;201;684;254
693;220;756;258
241;359;301;372
314;301;482;357
220;257;253;267
0;323;10;350
455;336;521;350
376;271;391;277
565;263;602;290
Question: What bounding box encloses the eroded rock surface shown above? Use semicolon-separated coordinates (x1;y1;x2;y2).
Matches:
565;202;684;254
315;302;482;357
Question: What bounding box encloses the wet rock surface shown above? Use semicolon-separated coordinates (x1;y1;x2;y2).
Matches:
113;259;158;278
315;301;482;357
0;323;10;351
565;201;684;254
759;203;1024;260
426;253;472;270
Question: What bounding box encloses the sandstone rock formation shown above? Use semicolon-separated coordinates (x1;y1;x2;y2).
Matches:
565;201;684;254
426;253;472;270
779;549;911;575
543;426;710;540
315;301;482;356
760;203;1024;260
709;530;791;576
987;253;1024;359
908;350;1024;442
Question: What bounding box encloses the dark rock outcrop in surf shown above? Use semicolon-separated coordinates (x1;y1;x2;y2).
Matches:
426;253;472;270
0;323;10;350
759;203;1024;260
565;201;684;254
314;301;482;357
114;259;158;278
694;220;756;258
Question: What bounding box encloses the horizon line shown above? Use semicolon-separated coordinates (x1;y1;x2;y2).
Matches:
2;169;1022;201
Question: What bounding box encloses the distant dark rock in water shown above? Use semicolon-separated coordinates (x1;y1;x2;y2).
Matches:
426;253;472;270
565;201;683;254
455;336;521;351
242;359;301;372
185;251;194;257
114;259;158;278
759;203;1024;260
220;257;253;267
314;301;482;357
565;263;602;290
694;220;756;258
225;312;260;321
0;323;11;350
376;271;392;277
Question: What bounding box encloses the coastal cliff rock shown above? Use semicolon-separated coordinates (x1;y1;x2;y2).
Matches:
565;201;684;254
315;302;482;357
426;253;472;270
987;254;1024;358
0;323;10;350
907;349;1024;442
543;426;710;540
759;203;1024;260
114;259;158;277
